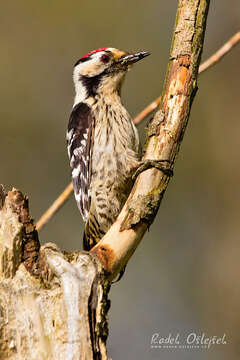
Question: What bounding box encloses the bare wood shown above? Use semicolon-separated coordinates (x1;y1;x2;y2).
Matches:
35;30;240;232
91;0;211;280
0;187;110;360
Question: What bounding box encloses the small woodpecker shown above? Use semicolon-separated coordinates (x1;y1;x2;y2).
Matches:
67;47;150;251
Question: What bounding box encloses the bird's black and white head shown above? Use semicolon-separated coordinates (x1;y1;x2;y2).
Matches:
73;47;150;105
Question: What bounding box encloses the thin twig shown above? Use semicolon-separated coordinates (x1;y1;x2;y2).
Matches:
133;96;161;125
199;32;240;73
36;183;73;231
36;31;240;232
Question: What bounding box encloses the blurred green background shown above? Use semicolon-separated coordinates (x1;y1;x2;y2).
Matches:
0;1;239;359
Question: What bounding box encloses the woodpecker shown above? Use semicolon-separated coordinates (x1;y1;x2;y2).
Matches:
67;47;150;251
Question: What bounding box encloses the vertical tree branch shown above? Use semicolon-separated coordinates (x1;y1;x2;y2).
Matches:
92;0;211;280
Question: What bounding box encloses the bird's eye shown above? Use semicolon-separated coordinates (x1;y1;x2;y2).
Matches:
101;54;110;63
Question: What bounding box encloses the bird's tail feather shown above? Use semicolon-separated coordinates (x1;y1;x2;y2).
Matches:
83;215;105;251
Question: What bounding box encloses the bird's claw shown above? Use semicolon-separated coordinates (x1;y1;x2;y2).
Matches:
132;160;173;182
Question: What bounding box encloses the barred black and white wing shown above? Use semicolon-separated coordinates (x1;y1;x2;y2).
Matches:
67;102;93;222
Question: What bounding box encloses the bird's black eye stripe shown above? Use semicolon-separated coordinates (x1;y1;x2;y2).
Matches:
74;57;90;67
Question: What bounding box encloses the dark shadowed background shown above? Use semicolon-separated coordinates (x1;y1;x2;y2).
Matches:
0;1;239;359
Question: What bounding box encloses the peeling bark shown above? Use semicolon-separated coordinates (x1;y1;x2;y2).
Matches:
0;187;110;360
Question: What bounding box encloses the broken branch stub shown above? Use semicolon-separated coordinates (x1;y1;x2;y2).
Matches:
0;186;110;360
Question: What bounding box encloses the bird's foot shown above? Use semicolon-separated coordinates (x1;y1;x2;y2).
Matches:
132;159;173;182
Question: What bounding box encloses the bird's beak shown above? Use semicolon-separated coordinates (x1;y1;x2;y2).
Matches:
118;51;150;66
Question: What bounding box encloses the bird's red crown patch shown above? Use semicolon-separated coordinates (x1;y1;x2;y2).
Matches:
81;48;107;60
